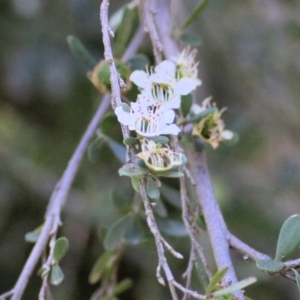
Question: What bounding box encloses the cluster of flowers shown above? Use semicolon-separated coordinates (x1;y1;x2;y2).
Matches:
115;48;200;172
115;48;232;171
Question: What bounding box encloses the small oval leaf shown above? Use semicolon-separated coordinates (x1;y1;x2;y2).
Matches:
156;218;187;237
256;259;284;273
180;94;193;118
128;54;149;71
275;214;300;261
112;278;133;296
110;190;133;213
131;177;140;192
101;113;118;134
124;217;145;245
104;214;134;250
67;35;97;69
157;171;184;178
212;277;257;298
88;137;104;163
50;265;64;286
206;267;228;294
152;197;168;217
53;237;69;263
119;164;148;178
89;250;115;284
147;136;169;144
106;137;126;164
160;185;181;208
146;177;160;199
25;224;43;243
123;137;138;146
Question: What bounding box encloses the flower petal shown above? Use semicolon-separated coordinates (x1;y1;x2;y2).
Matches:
163;109;175;124
151;60;176;85
130;70;149;89
222;130;233;140
160;124;180;136
174;78;201;95
115;106;131;126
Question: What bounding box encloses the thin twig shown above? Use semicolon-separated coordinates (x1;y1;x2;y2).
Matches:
179;176;212;279
182;246;195;300
228;233;271;261
142;0;163;64
152;0;179;59
5;95;111;300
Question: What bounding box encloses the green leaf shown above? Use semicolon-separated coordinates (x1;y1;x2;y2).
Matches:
180;33;202;47
123;137;138;146
195;257;209;292
119;164;148;178
147;136;169;144
127;54;150;71
188;107;216;124
88;136;104;163
112;278;133;296
275;214;300;261
181;0;210;29
292;269;300;294
158;171;184;178
53;237;69;263
137;158;147;169
160;185;181;208
206;267;228;294
41;267;51;278
131;177;140;192
114;7;139;58
156;218;187;237
88;250;115;284
121;102;131;112
50;265;64;286
124;216;145;245
25;224;43;243
106;137;126;164
109;5;126;30
256;259;284;273
146;177;160;199
110;190;133;213
211;277;256;298
196;214;207;230
67;35;97;69
101;113;118;134
152;197;168;217
104;214;142;250
180;94;193;118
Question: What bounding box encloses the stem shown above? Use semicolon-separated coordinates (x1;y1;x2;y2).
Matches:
10;95;111;300
187;148;244;299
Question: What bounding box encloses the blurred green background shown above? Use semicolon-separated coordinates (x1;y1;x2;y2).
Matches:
0;0;300;299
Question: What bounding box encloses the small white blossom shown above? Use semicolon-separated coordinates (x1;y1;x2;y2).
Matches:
172;47;201;85
115;95;180;137
137;139;184;172
130;60;199;109
192;98;233;149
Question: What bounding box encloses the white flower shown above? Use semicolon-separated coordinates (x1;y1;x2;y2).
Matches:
137;139;184;172
115;95;180;137
192;98;233;149
172;47;201;85
130;60;199;109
